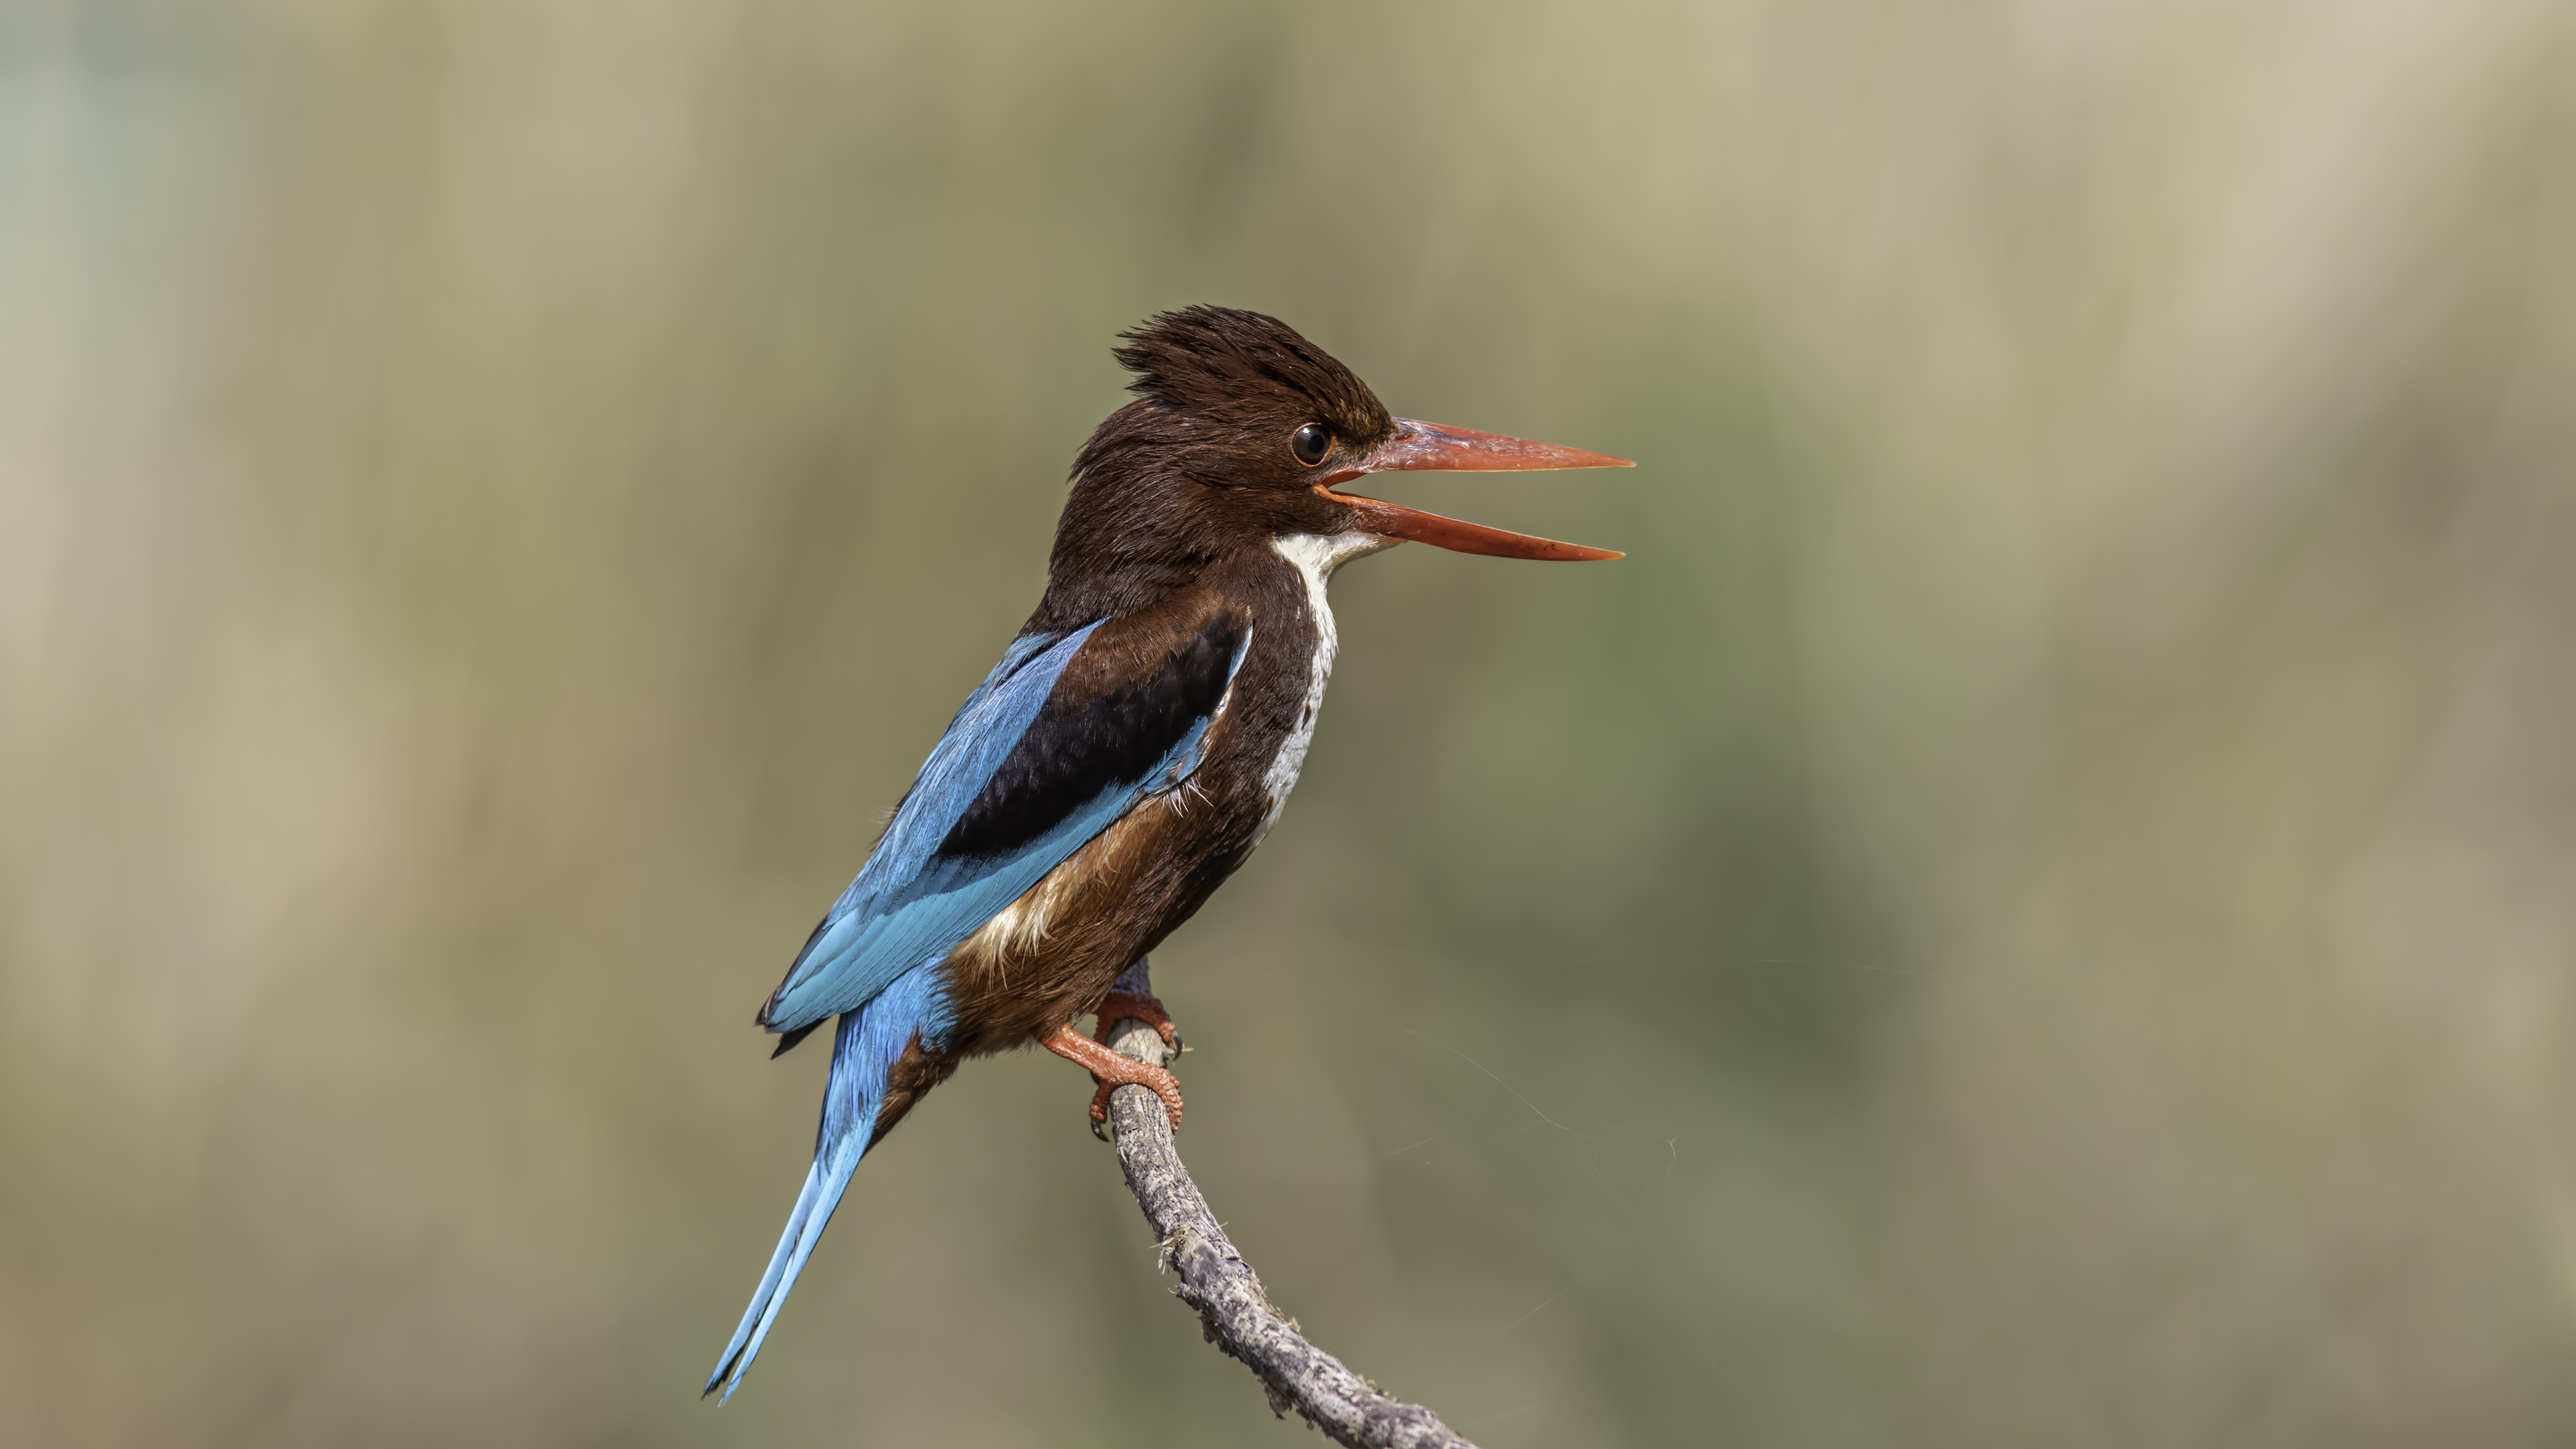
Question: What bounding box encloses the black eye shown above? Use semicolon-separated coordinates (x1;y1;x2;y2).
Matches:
1289;423;1333;468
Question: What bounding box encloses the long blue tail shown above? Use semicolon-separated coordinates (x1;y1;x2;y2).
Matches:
704;963;951;1401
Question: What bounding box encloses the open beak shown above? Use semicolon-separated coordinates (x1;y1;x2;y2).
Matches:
1318;419;1631;560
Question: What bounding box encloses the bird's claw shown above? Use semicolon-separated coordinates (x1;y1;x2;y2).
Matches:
1042;1023;1183;1138
1092;989;1183;1053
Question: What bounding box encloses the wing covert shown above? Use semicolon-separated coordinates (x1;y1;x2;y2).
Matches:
760;611;1249;1035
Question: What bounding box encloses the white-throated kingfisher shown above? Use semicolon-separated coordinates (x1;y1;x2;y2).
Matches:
705;307;1628;1398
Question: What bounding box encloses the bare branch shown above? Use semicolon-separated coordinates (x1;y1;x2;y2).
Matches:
1098;960;1481;1449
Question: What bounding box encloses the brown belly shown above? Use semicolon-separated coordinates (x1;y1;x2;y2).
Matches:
860;784;1250;1148
932;771;1256;1058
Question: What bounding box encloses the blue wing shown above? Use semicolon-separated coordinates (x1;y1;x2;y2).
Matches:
759;612;1249;1036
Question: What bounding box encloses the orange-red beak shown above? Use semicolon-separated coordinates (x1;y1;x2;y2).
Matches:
1318;419;1630;560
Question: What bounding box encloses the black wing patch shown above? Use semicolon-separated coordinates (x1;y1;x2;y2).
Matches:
934;612;1247;862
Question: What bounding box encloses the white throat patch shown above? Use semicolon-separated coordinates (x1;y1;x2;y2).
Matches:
1255;530;1393;842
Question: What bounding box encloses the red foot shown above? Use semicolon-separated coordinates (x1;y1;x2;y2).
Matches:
1042;1023;1184;1140
1093;989;1183;1053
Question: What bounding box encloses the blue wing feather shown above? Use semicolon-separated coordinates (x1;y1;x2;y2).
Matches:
816;627;1070;924
761;618;1246;1033
709;614;1249;1399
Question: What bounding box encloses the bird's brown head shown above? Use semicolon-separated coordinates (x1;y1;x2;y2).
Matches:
1032;306;1627;624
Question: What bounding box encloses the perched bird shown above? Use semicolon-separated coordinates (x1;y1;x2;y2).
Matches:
705;306;1627;1399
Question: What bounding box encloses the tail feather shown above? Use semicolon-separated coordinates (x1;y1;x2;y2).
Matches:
704;962;951;1401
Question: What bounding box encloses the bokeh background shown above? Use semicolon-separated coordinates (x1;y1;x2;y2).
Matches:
7;1;2575;1444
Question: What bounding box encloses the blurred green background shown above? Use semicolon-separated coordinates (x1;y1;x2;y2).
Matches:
6;1;2575;1444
